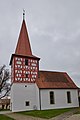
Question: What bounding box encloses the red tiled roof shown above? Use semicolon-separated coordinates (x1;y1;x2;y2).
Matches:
15;19;32;56
36;71;78;89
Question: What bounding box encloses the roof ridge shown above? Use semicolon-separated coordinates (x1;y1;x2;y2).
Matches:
39;70;66;74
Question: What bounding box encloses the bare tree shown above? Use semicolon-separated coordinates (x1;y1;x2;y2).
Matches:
0;65;11;99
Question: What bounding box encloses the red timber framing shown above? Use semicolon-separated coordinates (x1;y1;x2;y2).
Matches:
11;54;40;83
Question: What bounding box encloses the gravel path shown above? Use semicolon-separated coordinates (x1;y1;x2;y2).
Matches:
65;114;80;120
0;111;12;114
6;113;47;120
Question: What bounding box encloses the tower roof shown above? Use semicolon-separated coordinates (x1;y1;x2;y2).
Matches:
15;19;32;56
10;13;40;65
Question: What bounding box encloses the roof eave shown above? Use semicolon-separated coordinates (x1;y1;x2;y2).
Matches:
9;54;40;65
38;87;78;89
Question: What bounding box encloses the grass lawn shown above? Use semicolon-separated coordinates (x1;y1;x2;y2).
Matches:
18;108;74;119
0;114;14;120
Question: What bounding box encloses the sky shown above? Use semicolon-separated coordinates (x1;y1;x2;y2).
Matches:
0;0;80;87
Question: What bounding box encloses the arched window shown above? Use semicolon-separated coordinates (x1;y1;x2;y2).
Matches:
67;91;71;103
50;91;55;104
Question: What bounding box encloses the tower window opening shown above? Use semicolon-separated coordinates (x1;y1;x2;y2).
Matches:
25;59;28;65
26;74;28;78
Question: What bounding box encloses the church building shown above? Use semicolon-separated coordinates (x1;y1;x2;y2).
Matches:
10;13;79;112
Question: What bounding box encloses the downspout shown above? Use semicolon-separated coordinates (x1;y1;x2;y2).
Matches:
39;89;41;110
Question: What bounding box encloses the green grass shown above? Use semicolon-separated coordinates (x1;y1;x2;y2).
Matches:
0;114;14;120
18;108;73;119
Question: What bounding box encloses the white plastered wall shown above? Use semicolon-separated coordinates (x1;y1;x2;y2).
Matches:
10;83;40;112
40;89;79;110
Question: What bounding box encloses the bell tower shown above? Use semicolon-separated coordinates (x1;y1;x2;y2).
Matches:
10;12;40;83
10;12;40;112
